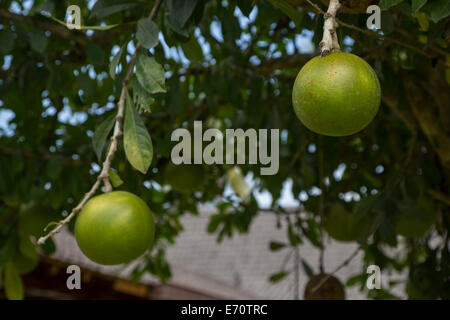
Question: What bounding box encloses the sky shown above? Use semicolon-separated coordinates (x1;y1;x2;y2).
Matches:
1;1;353;209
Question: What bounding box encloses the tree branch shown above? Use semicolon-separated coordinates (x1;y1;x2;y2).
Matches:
320;0;341;56
311;245;362;293
0;8;129;49
37;0;164;245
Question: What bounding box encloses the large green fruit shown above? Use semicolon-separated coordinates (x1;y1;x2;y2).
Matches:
304;274;346;300
165;163;205;194
292;52;381;136
75;191;154;265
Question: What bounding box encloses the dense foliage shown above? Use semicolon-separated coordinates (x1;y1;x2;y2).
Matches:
0;0;449;300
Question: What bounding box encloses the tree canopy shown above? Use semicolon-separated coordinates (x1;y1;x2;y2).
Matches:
0;0;449;300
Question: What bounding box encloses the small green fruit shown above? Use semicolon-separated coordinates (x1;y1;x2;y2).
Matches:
165;163;205;194
75;191;154;265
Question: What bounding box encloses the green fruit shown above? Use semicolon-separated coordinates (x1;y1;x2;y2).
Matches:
75;191;154;265
324;203;370;242
292;52;381;136
165;163;205;194
226;167;251;200
304;274;346;300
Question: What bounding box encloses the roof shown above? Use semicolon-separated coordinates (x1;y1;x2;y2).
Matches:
49;209;406;299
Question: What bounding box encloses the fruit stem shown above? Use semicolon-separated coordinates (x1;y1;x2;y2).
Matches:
319;0;341;57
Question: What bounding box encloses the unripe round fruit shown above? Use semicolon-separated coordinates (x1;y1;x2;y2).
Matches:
304;274;346;300
292;52;381;136
165;163;205;194
75;191;154;265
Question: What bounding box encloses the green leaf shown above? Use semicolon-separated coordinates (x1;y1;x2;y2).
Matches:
269;241;286;251
165;14;190;37
0;237;15;267
15;236;38;275
136;18;159;50
412;0;427;13
108;169;124;187
379;0;404;10
4;262;24;300
123;90;153;174
110;43;126;80
18;236;36;261
424;0;450;23
0;30;15;54
346;274;366;287
78;73;94;99
207;214;222;233
92;113;116;162
46;156;63;181
136;53;166;94
267;0;303;29
269;271;289;283
381;11;395;35
41;238;56;255
90;0;142;19
86;40;105;66
415;12;429;31
133;81;155;113
237;0;254;17
180;37;203;62
301;259;314;277
43;221;59;232
166;76;182;115
167;0;199;28
29;28;46;53
50;16;118;31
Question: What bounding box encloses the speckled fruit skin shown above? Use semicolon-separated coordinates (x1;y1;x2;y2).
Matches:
75;191;154;265
292;52;381;136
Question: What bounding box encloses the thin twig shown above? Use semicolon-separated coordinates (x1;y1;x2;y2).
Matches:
305;0;324;14
37;0;164;245
319;0;341;56
311;245;362;293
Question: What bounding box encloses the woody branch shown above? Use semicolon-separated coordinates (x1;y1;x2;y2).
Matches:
320;0;341;56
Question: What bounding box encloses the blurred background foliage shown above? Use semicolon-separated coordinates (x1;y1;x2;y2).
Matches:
0;0;449;299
